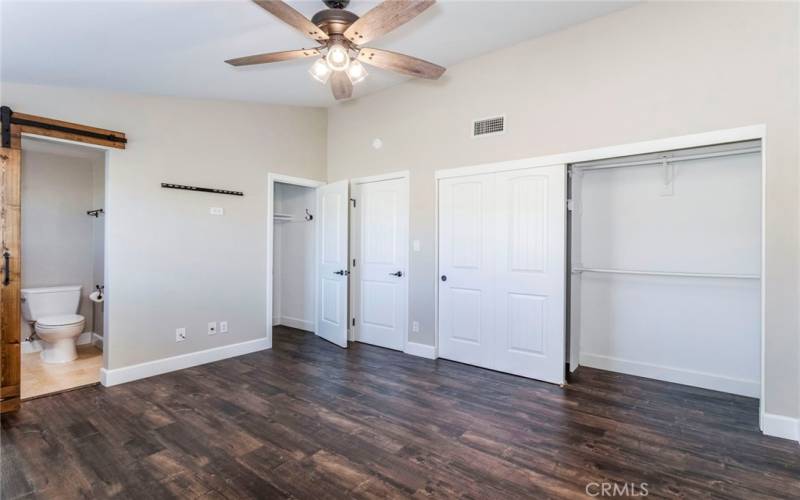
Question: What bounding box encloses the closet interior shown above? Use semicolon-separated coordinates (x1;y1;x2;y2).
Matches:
272;181;316;333
568;140;762;397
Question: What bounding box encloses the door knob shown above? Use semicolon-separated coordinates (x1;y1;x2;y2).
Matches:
390;271;403;277
440;275;447;281
334;269;349;276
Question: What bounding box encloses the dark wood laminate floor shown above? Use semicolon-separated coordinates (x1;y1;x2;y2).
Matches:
2;326;798;499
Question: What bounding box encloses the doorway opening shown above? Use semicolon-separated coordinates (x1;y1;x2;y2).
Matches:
19;136;107;399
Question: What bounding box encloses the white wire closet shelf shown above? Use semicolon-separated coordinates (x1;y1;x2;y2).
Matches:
572;267;760;280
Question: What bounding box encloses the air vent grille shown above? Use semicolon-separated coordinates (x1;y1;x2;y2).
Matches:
473;116;505;137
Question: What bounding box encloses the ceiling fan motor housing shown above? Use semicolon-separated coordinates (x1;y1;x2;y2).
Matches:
322;0;350;9
312;8;359;37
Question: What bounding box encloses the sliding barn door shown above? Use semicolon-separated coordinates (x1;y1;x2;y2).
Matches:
438;173;495;368
438;165;566;384
316;180;350;348
494;166;566;384
0;137;21;412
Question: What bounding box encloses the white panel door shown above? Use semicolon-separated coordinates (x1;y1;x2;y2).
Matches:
353;177;408;351
494;165;566;383
438;173;495;369
316;180;349;348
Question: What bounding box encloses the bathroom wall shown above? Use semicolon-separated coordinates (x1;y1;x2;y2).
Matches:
21;145;105;339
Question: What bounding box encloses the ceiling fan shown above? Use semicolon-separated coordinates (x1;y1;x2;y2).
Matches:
225;0;446;100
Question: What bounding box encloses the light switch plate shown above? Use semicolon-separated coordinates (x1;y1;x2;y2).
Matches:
209;207;224;216
413;240;421;252
176;327;187;342
208;322;217;335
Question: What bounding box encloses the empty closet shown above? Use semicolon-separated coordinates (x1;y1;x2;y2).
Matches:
437;164;566;384
272;182;316;332
569;140;762;397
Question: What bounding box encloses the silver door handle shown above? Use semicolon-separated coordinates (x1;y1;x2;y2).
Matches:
389;271;403;277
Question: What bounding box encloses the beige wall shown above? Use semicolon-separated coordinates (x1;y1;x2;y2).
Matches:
21;150;100;336
2;82;328;370
327;2;799;418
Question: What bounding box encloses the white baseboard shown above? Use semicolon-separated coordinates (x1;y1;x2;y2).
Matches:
404;341;437;360
92;332;104;349
101;337;270;387
580;352;760;398
763;413;800;441
278;316;314;333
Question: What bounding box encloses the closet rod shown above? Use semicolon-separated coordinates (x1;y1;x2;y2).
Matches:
572;267;760;280
575;146;761;172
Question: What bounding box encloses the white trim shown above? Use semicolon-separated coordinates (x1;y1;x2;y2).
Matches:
349;170;410;185
580;353;760;398
100;337;269;387
433;125;768;430
348;171;410;352
762;413;800;441
436;125;766;179
267;173;324;348
277;316;314;332
404;341;437;360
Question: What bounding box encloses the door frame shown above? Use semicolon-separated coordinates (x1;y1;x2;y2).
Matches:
266;173;324;347
434;124;767;430
1;107;125;413
348;170;410;350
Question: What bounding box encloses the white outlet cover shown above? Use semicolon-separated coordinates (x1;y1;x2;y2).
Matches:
208;322;217;335
220;321;228;333
412;321;420;333
209;207;224;215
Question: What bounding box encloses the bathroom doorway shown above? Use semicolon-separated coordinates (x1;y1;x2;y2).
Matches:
19;137;106;399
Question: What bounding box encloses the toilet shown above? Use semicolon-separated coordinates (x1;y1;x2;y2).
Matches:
21;286;86;364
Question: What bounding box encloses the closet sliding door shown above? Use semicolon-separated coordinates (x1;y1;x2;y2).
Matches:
438;165;566;384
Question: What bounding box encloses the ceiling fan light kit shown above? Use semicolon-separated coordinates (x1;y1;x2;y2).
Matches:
226;0;446;100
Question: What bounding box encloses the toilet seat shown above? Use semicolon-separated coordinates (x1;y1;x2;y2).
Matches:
36;314;85;328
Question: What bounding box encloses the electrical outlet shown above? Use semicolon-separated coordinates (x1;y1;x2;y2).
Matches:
412;321;420;333
208;322;217;335
219;321;228;333
209;207;224;216
176;327;187;342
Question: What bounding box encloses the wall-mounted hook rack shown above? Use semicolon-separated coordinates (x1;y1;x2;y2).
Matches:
87;209;104;217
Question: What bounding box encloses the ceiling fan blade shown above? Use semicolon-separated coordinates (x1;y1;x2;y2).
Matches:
358;48;445;79
252;0;329;42
225;48;321;67
344;0;435;45
330;71;353;100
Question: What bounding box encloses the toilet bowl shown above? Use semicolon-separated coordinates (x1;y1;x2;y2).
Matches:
21;286;86;364
34;314;86;363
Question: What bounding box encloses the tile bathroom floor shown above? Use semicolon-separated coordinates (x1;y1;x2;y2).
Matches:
21;344;102;399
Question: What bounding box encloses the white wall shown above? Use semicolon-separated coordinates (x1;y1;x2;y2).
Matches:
2;83;327;370
21;149;100;337
273;182;315;331
326;2;799;418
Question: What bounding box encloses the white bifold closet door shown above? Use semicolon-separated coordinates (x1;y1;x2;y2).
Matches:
438;165;566;384
316;180;350;348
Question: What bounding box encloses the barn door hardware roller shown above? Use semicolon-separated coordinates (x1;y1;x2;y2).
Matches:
0;106;127;148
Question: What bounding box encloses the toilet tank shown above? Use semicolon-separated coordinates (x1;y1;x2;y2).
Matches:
20;286;82;322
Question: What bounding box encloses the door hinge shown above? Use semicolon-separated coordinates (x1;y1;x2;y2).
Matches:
350;198;357;208
352;258;356;267
567;199;575;211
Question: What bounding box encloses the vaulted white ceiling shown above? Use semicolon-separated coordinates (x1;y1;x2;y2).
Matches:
1;0;631;107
